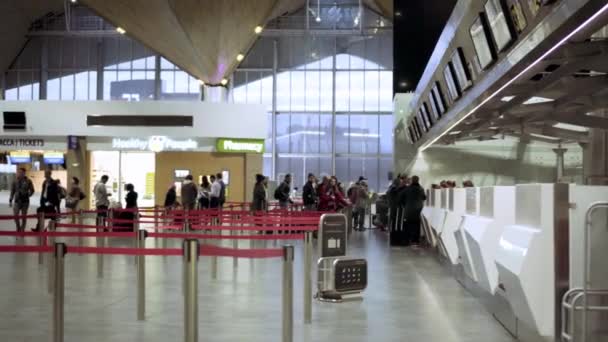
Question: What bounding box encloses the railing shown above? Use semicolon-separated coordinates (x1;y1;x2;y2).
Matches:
561;202;608;342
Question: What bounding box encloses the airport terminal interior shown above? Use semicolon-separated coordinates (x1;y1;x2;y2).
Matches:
0;0;607;341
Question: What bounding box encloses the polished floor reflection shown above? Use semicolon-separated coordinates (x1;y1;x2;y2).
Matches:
0;200;514;342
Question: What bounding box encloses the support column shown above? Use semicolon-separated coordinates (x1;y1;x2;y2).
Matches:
203;86;228;103
583;109;608;185
96;39;104;100
154;54;161;100
553;145;567;182
331;37;337;175
39;38;48;100
271;39;278;180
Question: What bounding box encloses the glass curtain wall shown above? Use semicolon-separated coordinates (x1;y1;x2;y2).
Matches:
2;9;394;192
232;34;393;192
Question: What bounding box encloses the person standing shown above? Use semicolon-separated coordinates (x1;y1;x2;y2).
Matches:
350;177;369;231
198;176;211;209
180;175;198;211
252;174;267;212
164;184;177;209
8;168;35;232
274;174;292;209
33;169;60;232
302;173;317;211
403;176;427;246
66;177;84;223
217;173;226;208
94;175;112;222
124;183;139;231
210;175;222;209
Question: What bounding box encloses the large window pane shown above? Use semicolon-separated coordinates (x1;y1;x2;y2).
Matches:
349;114;379;154
320;115;333;154
349;71;365;111
75;71;89;100
290;71;305;111
276;114;290;153
320;71;333;111
379;71;393;111
305;71;320;111
61;75;75;100
335;72;349;111
379;115;393;154
378;157;393;192
364;71;380;112
335;115;349;153
277;156;304;189
276;71;290;111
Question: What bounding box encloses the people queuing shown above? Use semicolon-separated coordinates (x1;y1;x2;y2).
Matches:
180;175;198;211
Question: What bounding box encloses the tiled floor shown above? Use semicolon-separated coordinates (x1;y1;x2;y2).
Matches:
0;194;515;342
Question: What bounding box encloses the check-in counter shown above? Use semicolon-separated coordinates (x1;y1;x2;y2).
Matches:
440;188;465;265
462;186;515;293
494;184;569;339
429;189;448;234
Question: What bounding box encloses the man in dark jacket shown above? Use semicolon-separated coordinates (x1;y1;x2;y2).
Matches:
252;174;267;212
402;175;427;245
302;173;317;210
275;174;292;208
33;169;60;231
181;175;198;210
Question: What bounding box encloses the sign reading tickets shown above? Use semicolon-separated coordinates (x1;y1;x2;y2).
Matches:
216;138;264;153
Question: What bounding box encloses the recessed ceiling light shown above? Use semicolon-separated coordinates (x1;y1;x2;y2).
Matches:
448;131;461;135
530;133;559;140
220;78;228;86
523;96;554;105
316;16;321;22
71;0;77;3
116;27;126;34
395;11;402;17
254;26;263;34
399;81;407;88
501;96;515;102
236;54;244;62
198;79;205;86
553;122;589;132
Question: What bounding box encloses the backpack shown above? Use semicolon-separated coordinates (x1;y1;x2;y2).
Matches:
274;186;282;200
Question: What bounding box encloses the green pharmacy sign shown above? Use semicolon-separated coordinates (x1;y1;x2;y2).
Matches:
216;138;265;153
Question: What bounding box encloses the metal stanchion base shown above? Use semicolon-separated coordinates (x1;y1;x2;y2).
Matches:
314;292;363;303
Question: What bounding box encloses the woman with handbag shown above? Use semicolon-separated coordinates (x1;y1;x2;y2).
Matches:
66;177;85;223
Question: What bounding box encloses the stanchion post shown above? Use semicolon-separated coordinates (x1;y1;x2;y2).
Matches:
47;220;57;294
38;216;46;265
154;205;159;228
303;232;313;324
137;229;148;321
95;214;104;278
183;239;199;342
282;245;294;342
53;242;67;342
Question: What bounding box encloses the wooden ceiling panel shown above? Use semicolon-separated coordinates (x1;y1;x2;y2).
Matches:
82;0;282;85
169;0;279;84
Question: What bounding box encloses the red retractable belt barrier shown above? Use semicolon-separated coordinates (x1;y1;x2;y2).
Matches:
190;224;317;231
147;232;304;240
0;244;284;259
0;214;39;220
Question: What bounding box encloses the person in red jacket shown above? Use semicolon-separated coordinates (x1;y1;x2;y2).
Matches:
318;177;349;211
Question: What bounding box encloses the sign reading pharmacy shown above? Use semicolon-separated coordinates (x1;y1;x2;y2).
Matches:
112;136;198;152
216;138;265;153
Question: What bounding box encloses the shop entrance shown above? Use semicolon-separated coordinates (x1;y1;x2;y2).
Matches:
90;151;155;208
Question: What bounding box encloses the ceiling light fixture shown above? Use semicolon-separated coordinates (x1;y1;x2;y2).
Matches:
419;2;608;151
198;79;205;86
71;0;77;3
522;96;554;105
553;122;589;132
254;26;263;34
501;96;515;102
236;54;244;62
220;78;228;86
116;27;126;34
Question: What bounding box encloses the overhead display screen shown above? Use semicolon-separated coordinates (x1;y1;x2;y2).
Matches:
485;0;513;51
470;16;495;70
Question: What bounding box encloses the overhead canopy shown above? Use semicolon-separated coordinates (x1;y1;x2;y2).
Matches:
80;0;392;85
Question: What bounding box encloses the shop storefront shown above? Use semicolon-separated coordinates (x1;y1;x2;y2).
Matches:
87;136;265;208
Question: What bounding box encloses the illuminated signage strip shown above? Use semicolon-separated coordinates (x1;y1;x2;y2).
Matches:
112;136;198;152
216;138;265;153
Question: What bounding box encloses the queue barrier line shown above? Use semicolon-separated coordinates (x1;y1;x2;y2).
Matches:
189;225;318;232
0;244;285;259
147;232;305;241
0;230;305;241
